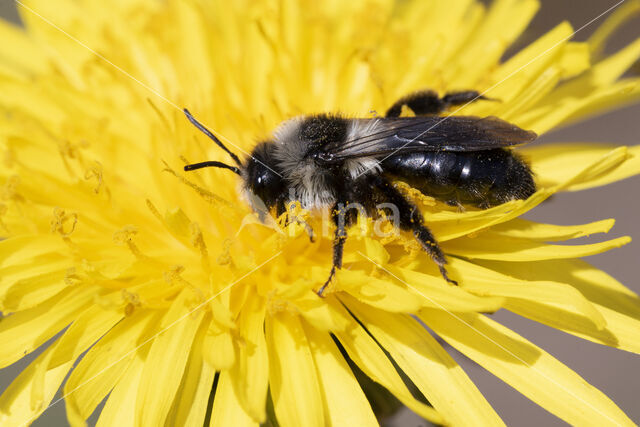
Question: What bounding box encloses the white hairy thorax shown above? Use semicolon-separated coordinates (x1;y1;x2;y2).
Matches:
272;116;383;210
343;118;384;179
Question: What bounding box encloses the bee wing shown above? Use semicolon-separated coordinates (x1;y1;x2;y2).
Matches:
321;116;537;161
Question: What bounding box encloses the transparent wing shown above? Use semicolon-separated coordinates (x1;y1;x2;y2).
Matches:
319;116;537;163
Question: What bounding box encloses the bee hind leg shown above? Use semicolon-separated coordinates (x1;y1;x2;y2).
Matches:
413;225;458;286
386;89;494;118
371;175;458;285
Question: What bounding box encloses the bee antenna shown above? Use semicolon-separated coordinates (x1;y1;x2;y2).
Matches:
183;109;243;167
183;161;242;176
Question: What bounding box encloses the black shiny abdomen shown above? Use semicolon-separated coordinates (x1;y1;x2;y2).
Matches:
381;149;535;207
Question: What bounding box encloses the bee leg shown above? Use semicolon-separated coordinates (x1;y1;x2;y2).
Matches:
442;90;494;108
298;219;315;242
371;175;458;285
446;199;466;213
287;215;315;242
386;89;493;118
277;199;315;242
478;199;492;210
386;90;443;117
317;203;348;297
413;224;458;285
275;197;288;219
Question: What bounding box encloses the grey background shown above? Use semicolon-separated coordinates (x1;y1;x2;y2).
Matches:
0;0;638;426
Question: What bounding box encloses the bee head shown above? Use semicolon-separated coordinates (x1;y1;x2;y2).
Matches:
244;142;286;213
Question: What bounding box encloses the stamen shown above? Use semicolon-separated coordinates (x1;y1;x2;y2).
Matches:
57;139;88;178
122;289;141;316
64;267;83;286
146;98;172;132
2;175;24;202
51;207;78;239
216;238;233;266
145;199;162;222
190;222;210;274
163;264;186;285
162;161;234;208
164;265;206;303
113;225;144;258
84;161;110;196
267;298;295;316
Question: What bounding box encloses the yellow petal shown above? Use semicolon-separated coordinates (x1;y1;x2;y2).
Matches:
344;251;504;314
539;145;631;191
166;315;217;427
445;230;630;261
431;190;554;242
0;236;66;270
64;310;162;424
490;22;574;105
383;264;506;313
0;261;70;312
49;305;123;369
345;296;504;426
521;39;640;132
330;300;444;425
0;19;48;77
445;0;539;88
210;371;258;427
477;258;640;354
0;286;95;369
504;298;620;349
421;310;634;426
447;257;606;330
588;0;640;59
16;285;115;422
136;290;205;426
335;267;424;312
489;217;615;241
173;0;216;101
161;206;195;248
558;42;591;79
293;292;352;332
302;322;378;427
96;346;148;427
525;144;640;191
203;330;235;370
265;312;324;427
0;338;71;426
229;295;269;422
585;38;640;88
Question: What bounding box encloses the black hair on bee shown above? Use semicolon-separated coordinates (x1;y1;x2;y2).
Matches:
184;90;537;296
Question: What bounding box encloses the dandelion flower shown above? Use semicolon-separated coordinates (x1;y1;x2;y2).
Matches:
1;0;640;426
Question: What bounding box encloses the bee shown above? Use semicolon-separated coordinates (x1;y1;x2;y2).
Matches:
183;90;537;295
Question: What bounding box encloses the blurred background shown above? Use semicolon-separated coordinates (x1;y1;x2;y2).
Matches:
0;0;638;426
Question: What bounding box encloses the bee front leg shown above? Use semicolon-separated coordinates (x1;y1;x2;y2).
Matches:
385;89;493;118
298;219;315;242
317;203;347;297
277;198;315;242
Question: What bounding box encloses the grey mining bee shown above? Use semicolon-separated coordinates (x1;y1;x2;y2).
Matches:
183;90;537;295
